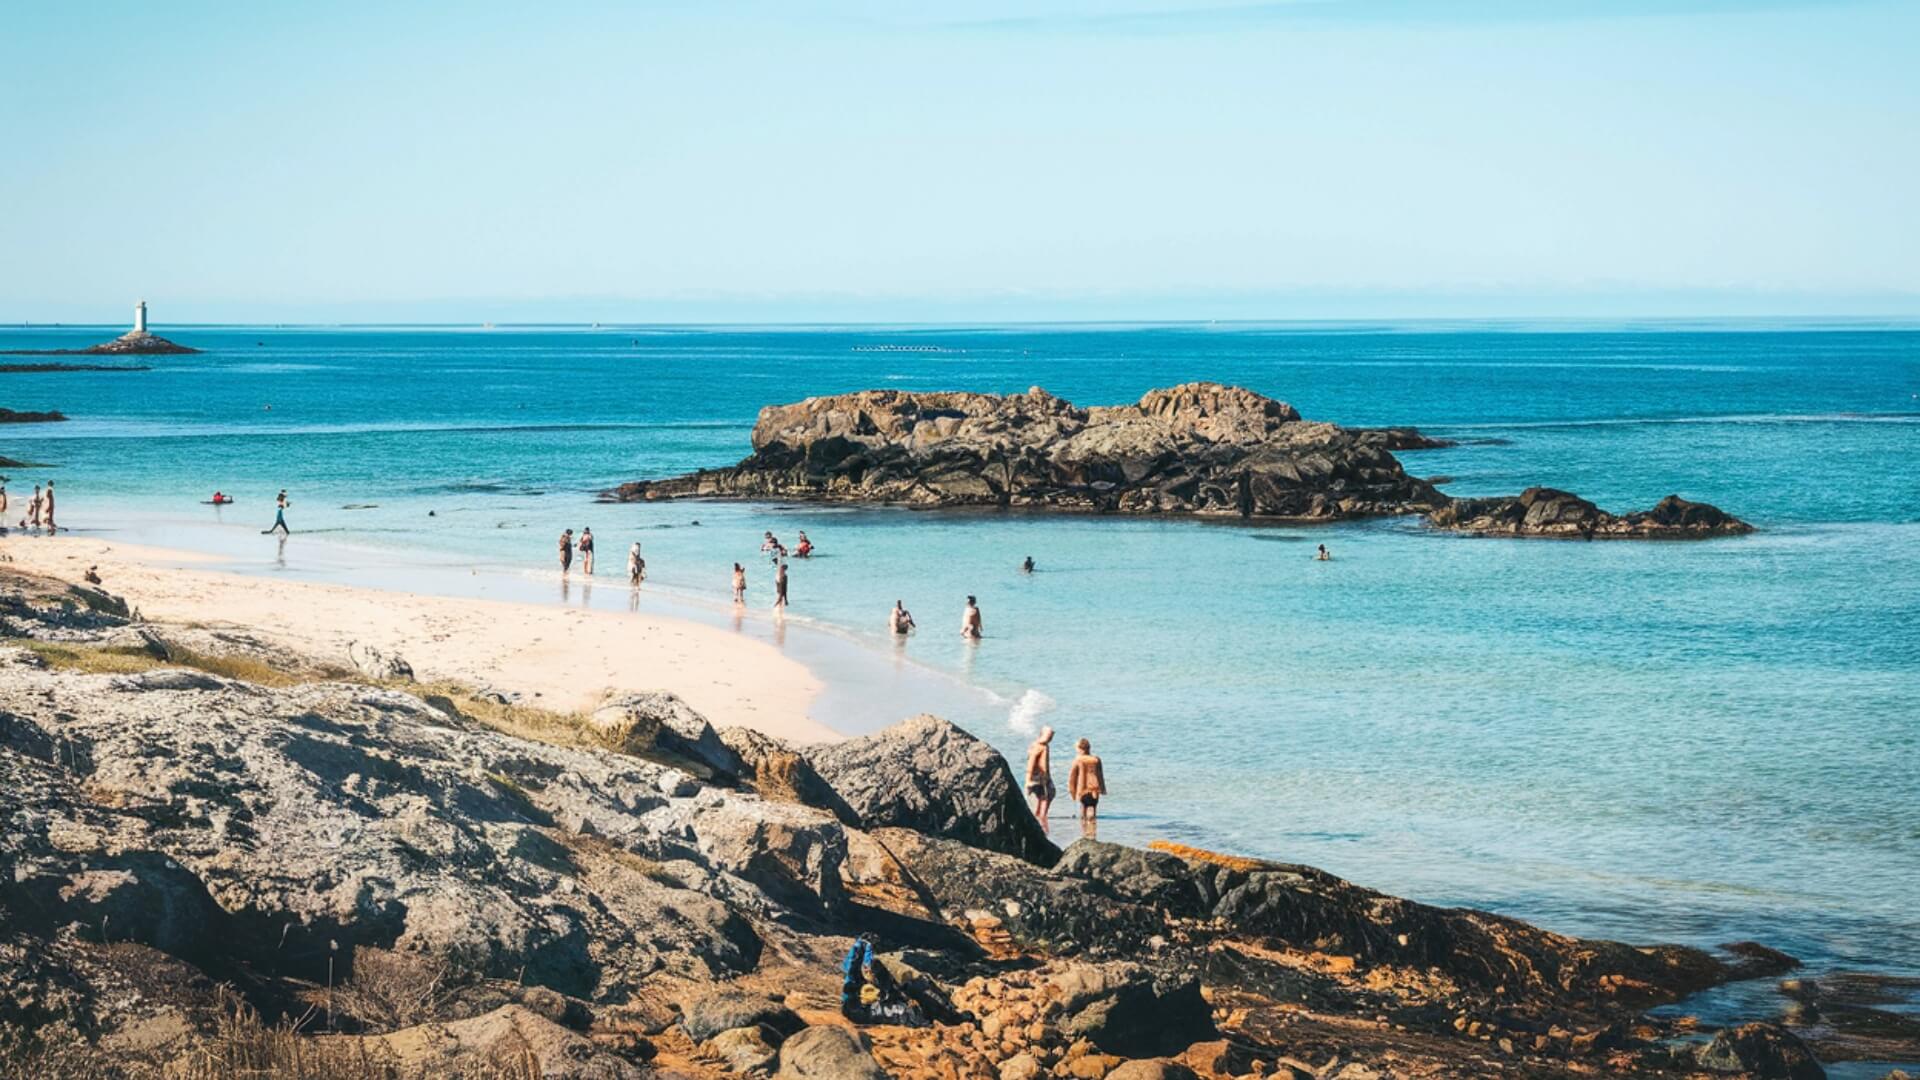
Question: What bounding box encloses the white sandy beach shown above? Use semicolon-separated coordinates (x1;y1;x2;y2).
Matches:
2;534;836;744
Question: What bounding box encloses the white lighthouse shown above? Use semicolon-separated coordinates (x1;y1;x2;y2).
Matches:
133;299;148;335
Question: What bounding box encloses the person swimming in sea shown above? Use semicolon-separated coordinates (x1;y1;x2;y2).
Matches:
1067;737;1106;836
558;528;574;574
262;490;289;536
795;530;813;558
889;600;916;636
627;541;645;585
961;595;983;640
732;563;746;603
1315;544;1330;561
1025;727;1056;834
1021;556;1035;574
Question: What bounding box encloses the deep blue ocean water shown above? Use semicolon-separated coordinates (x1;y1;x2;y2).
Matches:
5;322;1917;1024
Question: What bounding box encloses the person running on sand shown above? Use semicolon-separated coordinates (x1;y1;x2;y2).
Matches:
732;563;746;604
262;490;289;536
1315;544;1331;561
41;480;54;532
1068;738;1106;834
579;528;595;574
889;600;916;635
1025;727;1056;833
774;559;789;610
960;595;983;640
558;529;574;574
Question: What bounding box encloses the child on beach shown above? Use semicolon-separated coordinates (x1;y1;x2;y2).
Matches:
1067;737;1106;837
732;563;746;603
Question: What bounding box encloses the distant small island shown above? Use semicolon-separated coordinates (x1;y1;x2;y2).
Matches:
0;300;197;357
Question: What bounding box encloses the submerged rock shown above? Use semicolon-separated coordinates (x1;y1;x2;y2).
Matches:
1696;1022;1825;1079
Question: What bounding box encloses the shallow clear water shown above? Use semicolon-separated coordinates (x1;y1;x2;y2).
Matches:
5;322;1917;1001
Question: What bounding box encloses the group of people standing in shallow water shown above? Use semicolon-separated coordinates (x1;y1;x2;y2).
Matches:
0;478;56;533
558;526;650;586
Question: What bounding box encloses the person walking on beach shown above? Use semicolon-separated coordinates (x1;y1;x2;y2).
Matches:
24;483;42;529
262;490;290;536
774;559;789;611
1068;737;1107;836
732;563;746;604
1025;727;1056;834
889;600;916;636
961;595;983;640
627;542;645;585
579;527;596;575
41;480;55;532
558;528;574;574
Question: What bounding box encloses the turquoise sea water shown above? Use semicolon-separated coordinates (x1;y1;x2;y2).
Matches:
4;322;1917;1017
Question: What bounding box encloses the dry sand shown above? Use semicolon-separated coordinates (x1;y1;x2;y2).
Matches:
4;534;836;744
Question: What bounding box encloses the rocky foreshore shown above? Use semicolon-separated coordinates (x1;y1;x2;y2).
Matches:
600;384;1752;539
3;564;1898;1079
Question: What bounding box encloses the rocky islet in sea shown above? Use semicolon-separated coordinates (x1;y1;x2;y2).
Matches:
603;382;1753;540
5;565;1903;1078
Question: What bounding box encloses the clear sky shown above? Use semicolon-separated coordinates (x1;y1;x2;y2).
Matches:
4;0;1917;323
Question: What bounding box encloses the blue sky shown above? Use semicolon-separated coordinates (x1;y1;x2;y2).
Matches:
3;0;1916;322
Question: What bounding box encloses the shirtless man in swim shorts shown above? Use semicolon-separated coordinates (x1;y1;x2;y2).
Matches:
1068;737;1106;836
889;600;916;636
1025;727;1056;833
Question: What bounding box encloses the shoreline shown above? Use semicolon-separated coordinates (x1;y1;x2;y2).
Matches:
1;532;838;745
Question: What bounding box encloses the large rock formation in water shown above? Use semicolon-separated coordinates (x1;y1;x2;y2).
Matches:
608;384;1449;520
604;383;1753;538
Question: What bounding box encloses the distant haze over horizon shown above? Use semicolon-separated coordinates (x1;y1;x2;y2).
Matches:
4;1;1916;323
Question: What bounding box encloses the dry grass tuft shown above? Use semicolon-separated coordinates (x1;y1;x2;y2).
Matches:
329;948;462;1032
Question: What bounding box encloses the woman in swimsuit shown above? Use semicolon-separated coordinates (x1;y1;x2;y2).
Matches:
579;528;596;575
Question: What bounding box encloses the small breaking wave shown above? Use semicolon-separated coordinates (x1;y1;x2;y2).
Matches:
1006;688;1057;734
